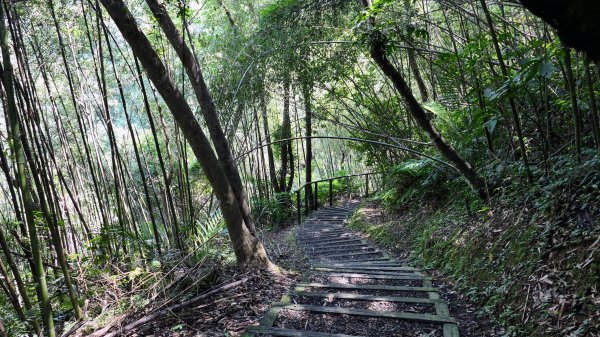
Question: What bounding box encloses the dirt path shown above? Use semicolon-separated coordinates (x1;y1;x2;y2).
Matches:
244;203;461;337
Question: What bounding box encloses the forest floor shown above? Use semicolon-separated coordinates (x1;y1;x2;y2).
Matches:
97;200;508;336
95;222;305;336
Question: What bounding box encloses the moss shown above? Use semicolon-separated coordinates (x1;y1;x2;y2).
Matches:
347;207;397;249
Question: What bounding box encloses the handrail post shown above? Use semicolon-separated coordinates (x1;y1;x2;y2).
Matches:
365;174;369;197
313;182;318;210
347;176;351;200
304;184;309;216
329;179;333;206
296;190;301;226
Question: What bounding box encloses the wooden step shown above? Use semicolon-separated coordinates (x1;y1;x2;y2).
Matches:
298;233;357;240
312;269;418;276
272;303;456;324
306;245;377;254
313;265;417;272
321;261;407;268
315;251;383;259
297;228;346;234
314;272;427;281
304;239;365;247
296;282;437;293
319;257;391;262
308;243;371;250
288;291;442;304
245;326;364;337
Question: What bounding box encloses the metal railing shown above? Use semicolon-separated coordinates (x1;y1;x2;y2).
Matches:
292;172;380;226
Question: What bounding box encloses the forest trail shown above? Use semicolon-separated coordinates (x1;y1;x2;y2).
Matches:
245;204;460;337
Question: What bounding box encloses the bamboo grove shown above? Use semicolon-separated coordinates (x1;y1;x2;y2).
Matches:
0;0;599;336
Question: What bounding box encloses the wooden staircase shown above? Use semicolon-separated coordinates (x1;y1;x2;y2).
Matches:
244;204;460;337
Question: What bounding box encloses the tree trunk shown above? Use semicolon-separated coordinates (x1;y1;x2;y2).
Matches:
407;48;429;102
144;0;256;234
99;0;272;267
368;36;488;199
260;93;279;193
0;228;39;334
0;3;55;335
302;82;313;205
279;79;292;193
479;0;533;182
584;58;600;152
562;44;583;161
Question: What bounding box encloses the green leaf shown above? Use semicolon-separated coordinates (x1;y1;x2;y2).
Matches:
485;119;498;135
539;61;555;78
422;101;448;116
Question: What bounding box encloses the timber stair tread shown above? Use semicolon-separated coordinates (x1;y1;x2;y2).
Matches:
246;326;364;337
244;204;460;337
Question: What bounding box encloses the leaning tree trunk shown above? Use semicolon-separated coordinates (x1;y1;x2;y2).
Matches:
144;0;256;234
99;0;272;267
360;0;487;199
369;38;487;199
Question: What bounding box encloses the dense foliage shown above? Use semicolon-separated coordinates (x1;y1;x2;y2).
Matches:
0;0;598;336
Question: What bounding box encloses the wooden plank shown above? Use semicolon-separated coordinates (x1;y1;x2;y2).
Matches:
309;243;371;250
305;239;365;247
301;228;347;232
288;291;442;304
330;257;392;262
443;323;460;337
428;292;441;300
435;302;450;316
277;304;456;324
301;232;354;236
315;272;428;281
423;279;441;300
301;230;347;235
321;261;406;267
309;243;377;253
297;282;438;292
299;237;359;244
305;220;346;223
300;231;352;236
301;230;346;234
319;251;383;259
305;223;346;226
246;326;365;337
314;269;418;275
313;265;416;272
307;237;368;243
312;268;417;275
308;249;377;256
298;235;359;242
306;243;368;251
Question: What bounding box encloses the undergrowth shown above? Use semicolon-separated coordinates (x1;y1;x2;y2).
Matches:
349;152;600;337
